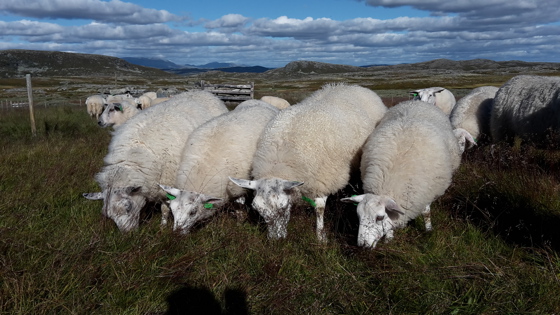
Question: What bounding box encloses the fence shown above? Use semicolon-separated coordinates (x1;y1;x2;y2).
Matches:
200;81;254;102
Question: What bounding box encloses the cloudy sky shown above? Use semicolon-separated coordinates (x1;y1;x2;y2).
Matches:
1;0;559;67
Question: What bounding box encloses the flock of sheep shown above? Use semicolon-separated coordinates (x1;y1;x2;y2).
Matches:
83;74;560;248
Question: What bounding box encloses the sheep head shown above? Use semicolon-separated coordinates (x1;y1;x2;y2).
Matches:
158;184;222;234
229;176;303;239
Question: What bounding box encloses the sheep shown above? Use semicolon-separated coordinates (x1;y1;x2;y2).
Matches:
235;99;279;111
159;104;280;234
82;91;228;232
134;95;152;110
98;98;141;129
450;86;499;143
260;96;291;109
410;87;456;115
230;83;388;241
142;91;157;100
85;94;105;120
105;93;133;104
490;75;560;144
150;97;171;106
341;100;471;248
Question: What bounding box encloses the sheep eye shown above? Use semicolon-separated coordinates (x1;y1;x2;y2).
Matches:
376;215;385;221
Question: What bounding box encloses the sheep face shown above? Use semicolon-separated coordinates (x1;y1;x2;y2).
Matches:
83;186;146;232
158;185;221;234
342;194;404;248
98;103;123;128
453;128;476;153
229;177;303;239
410;87;445;105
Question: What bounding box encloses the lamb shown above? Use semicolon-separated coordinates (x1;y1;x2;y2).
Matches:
410;87;456;115
85;94;105;120
82;91;228;232
159;104;280;234
490;75;560;143
230;83;388;241
98;98;141;129
260;96;291;109
341;100;471;248
450;86;499;143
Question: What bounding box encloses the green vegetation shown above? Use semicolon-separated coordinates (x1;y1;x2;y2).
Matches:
1;97;559;314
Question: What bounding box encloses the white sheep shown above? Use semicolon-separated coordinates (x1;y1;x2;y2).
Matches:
410;87;456;115
450;86;498;143
85;95;105;120
235;99;279;111
105;93;133;104
230;83;388;241
260;96;291;109
341;100;471;248
159;104;280;234
98;98;141;129
490;75;560;143
83;91;228;232
150;97;171;106
142;91;157;100
134;95;152;110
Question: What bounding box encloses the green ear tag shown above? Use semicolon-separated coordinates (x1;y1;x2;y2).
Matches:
204;203;214;209
301;196;317;207
166;193;176;200
351;195;358;206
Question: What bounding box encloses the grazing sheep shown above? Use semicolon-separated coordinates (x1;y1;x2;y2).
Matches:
410;87;456;115
85;95;105;120
450;86;498;143
490;75;560;143
134;95;152;110
341;100;469;248
98;98;141;129
260;96;291;109
83;91;228;232
230;83;388;241
159;104;280;234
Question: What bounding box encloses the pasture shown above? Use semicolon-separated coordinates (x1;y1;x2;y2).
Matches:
1;94;560;314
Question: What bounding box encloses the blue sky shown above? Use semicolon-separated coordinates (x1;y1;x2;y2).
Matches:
1;0;559;67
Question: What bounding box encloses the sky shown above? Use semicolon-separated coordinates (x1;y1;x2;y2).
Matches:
1;0;559;68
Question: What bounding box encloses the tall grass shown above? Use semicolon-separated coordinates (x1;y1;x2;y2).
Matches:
1;105;559;314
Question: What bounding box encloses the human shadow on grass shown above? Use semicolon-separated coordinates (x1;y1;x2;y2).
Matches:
164;285;248;315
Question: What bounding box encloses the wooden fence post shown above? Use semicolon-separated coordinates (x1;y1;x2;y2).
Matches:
26;74;37;136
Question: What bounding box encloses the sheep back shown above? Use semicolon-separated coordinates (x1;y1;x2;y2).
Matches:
176;105;279;199
252;83;388;198
491;75;560;143
450;86;498;141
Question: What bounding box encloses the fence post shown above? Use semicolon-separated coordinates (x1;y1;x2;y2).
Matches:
26;74;37;136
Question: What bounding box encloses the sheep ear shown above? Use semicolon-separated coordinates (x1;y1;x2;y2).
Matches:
382;197;404;215
159;184;181;198
282;180;304;191
229;177;257;190
125;186;142;194
434;88;445;94
341;194;365;204
83;192;103;200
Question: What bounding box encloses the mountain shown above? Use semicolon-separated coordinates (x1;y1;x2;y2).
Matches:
121;57;187;69
264;60;364;77
0;49;175;78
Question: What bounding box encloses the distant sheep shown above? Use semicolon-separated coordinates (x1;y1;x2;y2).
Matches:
450;86;499;143
105;93;133;104
85;95;105;120
98;98;140;129
410;87;456;115
490;75;560;143
159;104;280;234
83;91;228;232
142;91;157;100
134;95;152;110
260;96;291;109
230;83;388;241
341;100;471;248
235;99;279;111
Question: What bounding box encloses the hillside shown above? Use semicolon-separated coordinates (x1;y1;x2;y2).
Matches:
0;50;177;78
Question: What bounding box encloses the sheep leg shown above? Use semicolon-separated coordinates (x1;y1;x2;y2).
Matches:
422;204;432;231
161;203;170;227
314;196;328;243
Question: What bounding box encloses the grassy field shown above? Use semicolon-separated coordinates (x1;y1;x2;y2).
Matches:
1;96;560;314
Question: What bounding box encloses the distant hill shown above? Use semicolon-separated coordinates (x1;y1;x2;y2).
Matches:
122;57;272;74
265;60;363;77
0;49;175;78
122;57;187;69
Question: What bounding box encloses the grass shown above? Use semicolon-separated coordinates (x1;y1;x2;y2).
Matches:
1;102;560;314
